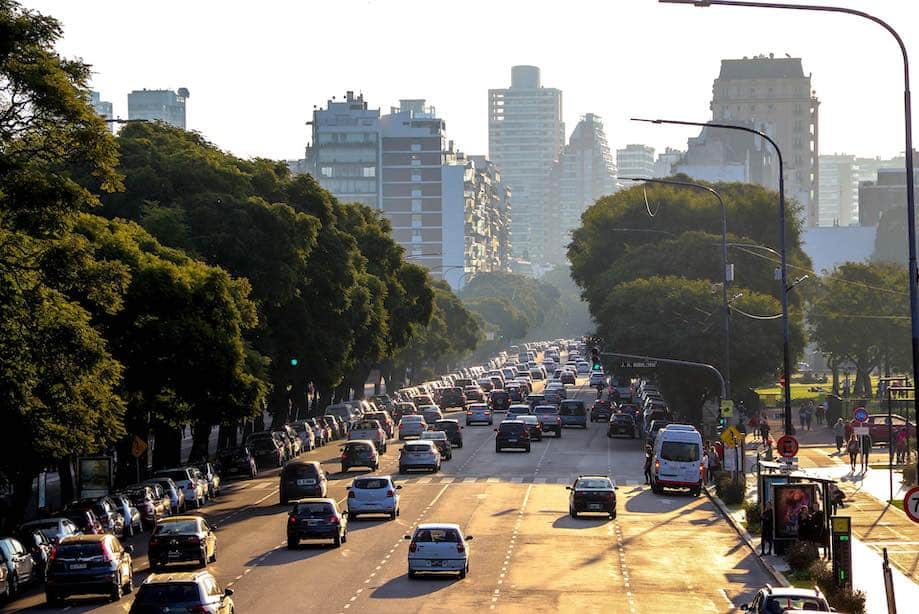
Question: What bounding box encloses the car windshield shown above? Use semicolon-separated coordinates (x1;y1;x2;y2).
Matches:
155;520;200;535
405;444;432;453
660;441;700;462
135;583;201;604
157;470;189;482
414;528;459;543
288;464;319;477
576;479;612;489
421;431;446;440
614;415;632;422
54;543;104;560
765;597;828;613
345;444;372;453
353;479;388;490
499;423;526;433
294;503;333;516
534;407;558;415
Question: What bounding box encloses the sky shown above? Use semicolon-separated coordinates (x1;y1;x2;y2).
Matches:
24;0;919;163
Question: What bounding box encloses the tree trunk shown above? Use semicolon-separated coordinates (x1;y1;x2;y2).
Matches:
188;421;213;462
217;423;238;451
152;424;182;469
4;471;38;532
319;390;333;414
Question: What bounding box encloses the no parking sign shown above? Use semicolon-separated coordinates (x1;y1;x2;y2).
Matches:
853;406;868;423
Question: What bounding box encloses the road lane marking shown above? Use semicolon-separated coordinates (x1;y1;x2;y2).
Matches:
490;483;532;610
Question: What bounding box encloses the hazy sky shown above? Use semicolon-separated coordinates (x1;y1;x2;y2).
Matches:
25;0;919;162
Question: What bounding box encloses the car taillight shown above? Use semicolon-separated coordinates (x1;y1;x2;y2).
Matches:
187;536;200;544
341;454;347;461
329;515;340;524
289;516;298;524
100;540;114;562
48;545;58;561
700;464;705;477
456;543;465;553
188;606;210;613
654;459;660;474
409;541;417;553
607;492;615;501
149;537;160;546
466;411;472;415
386;489;395;497
348;490;355;498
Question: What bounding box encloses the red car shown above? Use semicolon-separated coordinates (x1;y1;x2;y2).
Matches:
850;414;915;445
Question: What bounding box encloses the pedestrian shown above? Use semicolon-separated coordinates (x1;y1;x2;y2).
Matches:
829;483;846;515
804;401;813;431
860;433;871;471
759;420;771;447
833;418;846;454
847;434;860;471
799;404;807;430
809;505;828;558
760;500;775;555
643;444;653;484
749;413;760;441
896;428;908;464
816;401;826;426
707;443;721;477
701;447;710;485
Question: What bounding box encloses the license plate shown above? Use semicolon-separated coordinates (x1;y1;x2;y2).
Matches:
168;551;181;558
307;519;320;526
589;504;602;511
429;560;445;567
297;478;316;486
507;439;517;443
69;563;87;570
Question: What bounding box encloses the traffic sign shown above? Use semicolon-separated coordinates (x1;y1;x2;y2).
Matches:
853;406;868;423
720;424;743;446
776;434;799;459
720;400;735;418
905;486;919;524
131;435;148;459
853;426;870;437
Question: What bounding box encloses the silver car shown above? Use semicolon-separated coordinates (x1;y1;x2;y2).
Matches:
405;523;472;579
398;416;428;440
465;403;493;426
398;441;441;473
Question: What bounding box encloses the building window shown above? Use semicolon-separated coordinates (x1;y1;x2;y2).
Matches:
411;173;422;182
411;189;422;197
411;246;422;256
411;199;422;212
412;214;422;228
320;166;333;177
412;231;422;243
362;166;376;177
411;143;422;152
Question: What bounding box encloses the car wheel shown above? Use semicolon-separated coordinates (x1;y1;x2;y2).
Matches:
110;574;123;602
8;573;18;597
211;546;218;563
342;530;348;544
610;510;617;520
287;537;298;549
280;495;288;506
495;445;501;453
334;533;342;548
525;445;531;452
341;465;348;473
125;522;134;538
570;508;578;518
458;441;464;448
459;566;467;579
399;466;406;474
199;553;208;567
408;569;417;579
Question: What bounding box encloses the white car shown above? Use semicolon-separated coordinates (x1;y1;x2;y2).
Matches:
154;467;206;508
398;415;428;440
405;523;473;579
349;419;388;452
399;441;442;473
347;475;401;520
465;404;493;426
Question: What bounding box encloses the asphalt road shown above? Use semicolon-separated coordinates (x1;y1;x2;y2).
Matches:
2;377;771;613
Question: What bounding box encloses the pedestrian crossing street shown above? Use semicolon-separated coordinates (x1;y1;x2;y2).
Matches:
226;474;645;489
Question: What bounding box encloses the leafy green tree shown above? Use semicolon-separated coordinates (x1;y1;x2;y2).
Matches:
461;272;561;333
529;265;594;340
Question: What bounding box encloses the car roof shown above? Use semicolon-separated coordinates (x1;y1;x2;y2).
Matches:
143;571;213;584
345;439;376;446
60;534;108;544
417;522;461;531
353;474;392;482
405;440;436;448
291;497;336;505
286;459;321;467
764;587;823;598
434;418;458;424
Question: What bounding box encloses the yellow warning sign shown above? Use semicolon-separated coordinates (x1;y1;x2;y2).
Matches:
720;424;744;447
720;399;735;418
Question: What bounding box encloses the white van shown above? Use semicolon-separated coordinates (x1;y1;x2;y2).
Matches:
650;425;703;496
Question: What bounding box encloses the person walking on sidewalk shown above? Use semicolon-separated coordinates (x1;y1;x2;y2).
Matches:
833;418;846;453
860;433;872;471
643;444;653;484
760;500;775;555
804;401;813;431
799;404;807;430
847;434;860;471
759;419;771;447
895;428;908;464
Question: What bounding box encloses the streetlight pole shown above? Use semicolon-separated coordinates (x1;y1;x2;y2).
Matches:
622;176;732;399
633;117;794;435
661;0;917;484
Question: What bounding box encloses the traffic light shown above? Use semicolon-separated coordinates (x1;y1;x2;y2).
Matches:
717;414;726;429
591;348;601;371
290;357;299;367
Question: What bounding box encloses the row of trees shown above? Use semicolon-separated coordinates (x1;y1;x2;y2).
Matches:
0;1;480;524
568;178;809;420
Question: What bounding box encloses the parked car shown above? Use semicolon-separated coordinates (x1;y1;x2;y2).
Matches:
405;523;472;579
347;475;401;520
45;534;134;605
129;571;233;614
154;468;206;509
850;413;916;446
567;475;617;519
272;429;297;459
287;498;348;548
340;440;380;473
590;400;613;422
279;460;328;504
122;485;170;529
216;446;258;480
144;477;186;514
56;509;103;536
399;441;442;473
12;527;51;582
321;415;345;440
193;462;221;499
70;497;125;537
305;418;331;446
108;494;144;538
495;420;531;452
245;434;284;470
288;420;317;451
433;419;463;448
148;516;218;570
0;560;8;599
420;430;453;460
0;537;38;596
18;518;80;546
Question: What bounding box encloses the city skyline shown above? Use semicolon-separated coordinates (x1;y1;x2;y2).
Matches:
27;0;917;163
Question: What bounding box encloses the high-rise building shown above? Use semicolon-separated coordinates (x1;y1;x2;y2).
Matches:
488;66;564;265
616;144;655;183
653;147;685;178
672;123;777;189
858;153;919;226
90;91;114;132
127;88;189;129
818;154;859;227
548;114;617;265
710;54;819;226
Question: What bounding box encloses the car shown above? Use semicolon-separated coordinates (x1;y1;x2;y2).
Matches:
349;419;388;453
347;475;402;520
246;434;285;469
129;571;234;614
399;415;428;439
18;518;80;545
216;446;258;480
588;372;606;387
528;368;545;381
371;394;394;410
532;405;563;438
288;420;317;451
433;418;463;448
519;415;543;441
495;420;531;452
108;494;144;538
148;516;217;570
420;405;444;424
280;460;328;504
16;525;53;579
399;440;442;473
324;403;362;430
440;387;467;409
368;410;396;438
340;440;381;473
287;498;349;548
646;419;672;447
559;400;588;428
489;390;512;412
561;371;578;385
850;413;915;446
463;385;485;402
0;537;38;596
608;413;638;438
507;404;531;419
742;585;830;613
70;497;125;537
568;475;617;519
465;403;493;425
45;534;134;605
651;425;704;496
405;523;473;579
144;477;186;515
272;429;298;459
577;362;591;374
121;485;169;530
505;383;524;402
476;378;495;393
0;563;7;600
525;393;546;409
392;402;417;422
280;425;304;455
412;394;436;407
590;400;613;422
56;508;104;536
421;430;453;460
154;468;207;509
320;416;345;440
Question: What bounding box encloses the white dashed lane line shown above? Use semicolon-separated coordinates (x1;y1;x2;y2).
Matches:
490;484;532;610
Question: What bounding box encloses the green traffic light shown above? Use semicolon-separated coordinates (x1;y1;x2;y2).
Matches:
290;358;299;367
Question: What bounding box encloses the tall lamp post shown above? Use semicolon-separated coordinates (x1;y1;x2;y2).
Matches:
622;176;732;399
660;0;918;482
633;117;795;435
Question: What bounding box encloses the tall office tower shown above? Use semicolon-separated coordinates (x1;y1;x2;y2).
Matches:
127;88;189;129
488;66;564;265
710;54;819;226
90;91;114;132
616;144;656;186
818;154;859;226
549;114;617;265
653;147;685;178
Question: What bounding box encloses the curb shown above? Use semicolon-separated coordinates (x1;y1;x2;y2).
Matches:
704;485;790;587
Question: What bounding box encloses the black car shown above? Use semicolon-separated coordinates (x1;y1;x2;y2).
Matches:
16;526;53;579
568;476;617;519
45;534;134;605
433;419;463;448
148;516;217;570
0;537;38;596
608;414;638;438
495;420;531;452
279;461;328;505
489;390;511;412
590;400;613;422
56;509;103;536
217;446;258;480
71;497;125;537
339;440;380;473
505;385;524;402
129;571;234;614
439;387;467;409
287;498;348;548
246;434;284;469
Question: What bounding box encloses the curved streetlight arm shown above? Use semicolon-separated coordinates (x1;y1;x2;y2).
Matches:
601;352;726;400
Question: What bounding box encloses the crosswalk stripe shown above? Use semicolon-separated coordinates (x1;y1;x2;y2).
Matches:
416;477;432;484
255;482;273;489
534;477;547;484
439;477;454;484
511;477;524;483
486;477;500;483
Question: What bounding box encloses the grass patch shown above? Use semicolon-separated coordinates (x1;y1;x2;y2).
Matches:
754;383;827;401
890;499;904;511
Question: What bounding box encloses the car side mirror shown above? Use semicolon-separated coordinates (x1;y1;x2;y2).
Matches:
565;486;571;490
466;535;474;541
211;523;219;530
224;588;235;597
493;429;498;432
403;534;412;540
396;485;403;490
739;605;748;611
